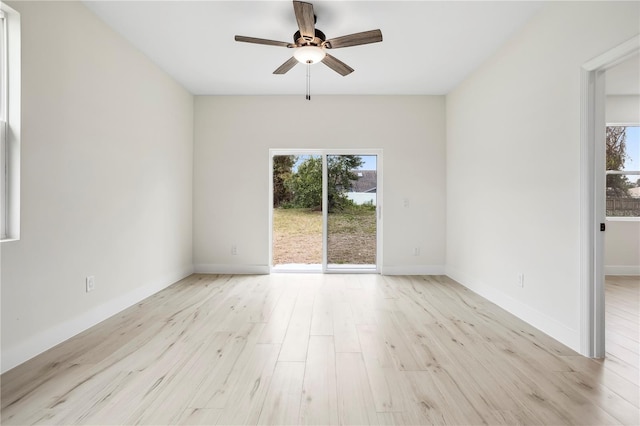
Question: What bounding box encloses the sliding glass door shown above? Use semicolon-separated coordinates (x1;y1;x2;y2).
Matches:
325;154;378;271
272;153;323;272
270;150;381;273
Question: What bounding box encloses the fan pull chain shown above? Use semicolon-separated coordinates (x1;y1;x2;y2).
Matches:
306;61;311;101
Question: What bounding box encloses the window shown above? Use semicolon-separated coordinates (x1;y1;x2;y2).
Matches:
1;9;7;239
606;125;640;218
0;10;6;119
0;3;19;241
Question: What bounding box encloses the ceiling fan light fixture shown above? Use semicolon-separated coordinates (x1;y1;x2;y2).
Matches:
294;45;326;64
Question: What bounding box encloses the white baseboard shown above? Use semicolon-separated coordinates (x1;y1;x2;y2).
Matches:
604;265;640;275
194;264;270;275
194;264;443;276
1;266;194;374
445;266;581;353
382;265;446;275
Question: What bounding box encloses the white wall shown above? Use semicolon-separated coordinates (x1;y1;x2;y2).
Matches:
606;95;640;124
604;222;640;275
446;1;640;352
605;95;640;275
0;1;194;373
193;96;446;275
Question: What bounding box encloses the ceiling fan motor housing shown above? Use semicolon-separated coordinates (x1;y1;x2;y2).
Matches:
294;29;326;47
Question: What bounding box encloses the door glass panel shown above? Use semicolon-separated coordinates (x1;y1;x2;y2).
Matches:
326;155;377;269
272;154;322;270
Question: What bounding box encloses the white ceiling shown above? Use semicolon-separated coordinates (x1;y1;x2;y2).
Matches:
83;1;544;96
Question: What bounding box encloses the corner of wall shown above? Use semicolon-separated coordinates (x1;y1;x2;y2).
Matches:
1;266;193;374
445;266;581;353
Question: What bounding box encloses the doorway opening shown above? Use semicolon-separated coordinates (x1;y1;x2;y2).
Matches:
580;35;639;358
270;150;382;273
603;57;640;370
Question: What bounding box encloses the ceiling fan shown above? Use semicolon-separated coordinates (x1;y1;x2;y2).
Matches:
235;0;382;96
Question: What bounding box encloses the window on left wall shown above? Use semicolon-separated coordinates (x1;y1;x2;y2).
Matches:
0;3;20;241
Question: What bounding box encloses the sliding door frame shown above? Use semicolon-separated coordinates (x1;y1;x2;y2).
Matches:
269;149;383;274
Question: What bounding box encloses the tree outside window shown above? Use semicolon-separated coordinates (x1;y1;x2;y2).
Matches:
606;125;640;217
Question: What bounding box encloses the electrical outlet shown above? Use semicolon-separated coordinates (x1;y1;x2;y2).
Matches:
86;276;95;293
403;198;410;208
517;273;524;288
231;245;238;255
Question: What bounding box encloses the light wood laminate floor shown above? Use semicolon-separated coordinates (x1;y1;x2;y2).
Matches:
1;274;638;425
605;276;640;392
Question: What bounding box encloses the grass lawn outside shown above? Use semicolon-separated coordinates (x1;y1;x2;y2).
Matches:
272;207;376;265
272;208;322;264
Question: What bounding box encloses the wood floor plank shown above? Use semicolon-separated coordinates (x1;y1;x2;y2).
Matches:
401;370;482;425
601;352;640;386
335;352;379;425
211;277;265;332
561;355;640;408
1;274;638;425
214;343;281;425
333;300;361;353
357;324;405;412
376;411;405;425
606;339;639;368
257;286;299;344
176;408;223;425
605;275;640;384
374;309;425;371
257;362;305;425
347;276;386;326
493;345;624;425
279;288;315;361
559;371;640;425
606;329;639;353
309;289;333;336
189;322;266;409
2;364;128;425
299;336;339;425
246;282;285;324
131;331;249;425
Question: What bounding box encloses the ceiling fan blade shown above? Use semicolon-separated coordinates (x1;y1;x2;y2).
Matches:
274;57;299;74
321;54;354;76
235;35;293;48
293;1;315;40
325;29;383;49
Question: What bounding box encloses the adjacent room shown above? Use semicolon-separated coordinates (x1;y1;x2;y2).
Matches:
1;1;638;424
